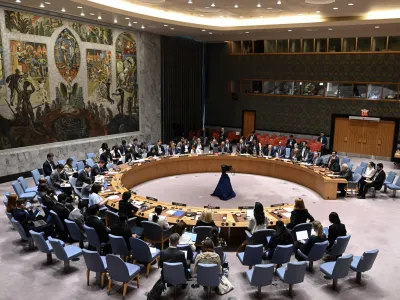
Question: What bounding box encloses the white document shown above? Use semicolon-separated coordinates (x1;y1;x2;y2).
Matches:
296;230;309;241
102;189;111;192
107;171;118;175
107;195;120;200
180;250;188;259
166;210;177;215
246;209;254;218
282;212;292;218
149;247;158;254
283;207;293;213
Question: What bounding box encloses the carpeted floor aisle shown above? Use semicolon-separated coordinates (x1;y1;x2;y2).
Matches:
0;156;399;300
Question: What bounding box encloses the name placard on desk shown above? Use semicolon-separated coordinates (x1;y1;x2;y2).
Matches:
172;202;187;207
204;206;220;209
146;196;158;201
238;206;254;210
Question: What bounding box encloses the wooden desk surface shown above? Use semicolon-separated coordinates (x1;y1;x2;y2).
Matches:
102;155;346;229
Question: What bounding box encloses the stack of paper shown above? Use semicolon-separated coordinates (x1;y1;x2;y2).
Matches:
107;195;120;201
166;210;177;215
282;212;291;218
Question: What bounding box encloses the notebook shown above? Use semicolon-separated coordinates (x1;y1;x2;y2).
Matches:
173;211;185;217
33;220;47;227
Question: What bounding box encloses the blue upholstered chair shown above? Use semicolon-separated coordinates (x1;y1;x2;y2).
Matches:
106;254;141;300
215;246;226;265
290;222;313;242
11;217;34;250
141;221;174;249
320;254;353;289
82;249;108;288
29;230;55;264
329;235;351;261
383;171;397;192
347;163;353;171
84;224;107;252
177;244;197;264
193;226;213;245
267;244;294;266
350;249;379;283
3;192;10;206
49;210;66;237
86;158;95;167
164;262;187;299
354;166;365;176
285;147;291;159
130;237;160;277
277;261;307;296
197;263;220;298
245;229;275;247
18;177;38;193
246;264;274;299
105;210;137;229
31;169;41;186
77;161;85;171
341;157;350;165
347;173;361;195
297;240;329;270
147;145;154;152
86;153;96;159
237;244;263;269
69;177;83;200
65;219;85;248
6;212;14;228
385;176;400;197
48;236;83;271
360;162;368;169
57;159;66;166
109;234;130;261
106;163;115;170
12;181;36;202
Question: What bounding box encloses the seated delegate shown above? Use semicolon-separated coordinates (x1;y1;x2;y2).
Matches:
327;212;347;252
110;213;138;250
175;221;196;252
358;163;386;199
266;220;293;260
286;198;314;230
85;204;111;244
334;163;353;197
358;162;376;191
194;238;222;275
88;183;108;207
326;151;340;172
295;220;327;261
195;209;216;227
148;205;170;229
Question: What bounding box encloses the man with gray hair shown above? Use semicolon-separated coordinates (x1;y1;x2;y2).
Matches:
158;233;191;281
334;163;353;197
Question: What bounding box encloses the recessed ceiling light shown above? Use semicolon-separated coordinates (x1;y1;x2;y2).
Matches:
257;3;261;7
164;24;168;26
375;25;380;28
205;6;210;9
333;7;338;10
328;28;333;30
348;3;354;5
170;28;174;30
200;14;204;16
188;0;193;4
114;18;118;23
90;13;95;16
316;10;320;13
240;16;243;18
202;29;206;31
220;15;224;18
141;25;145;29
245;31;249;34
128;22;132;26
98;15;102;20
125;17;130;19
44;1;50;4
77;6;82;9
267;7;273;10
211;2;215;7
277;0;282;4
209;32;213;34
40;3;45;8
80;12;85;16
288;29;292;31
61;8;66;12
234;4;238;8
133;21;137;23
15;0;21;3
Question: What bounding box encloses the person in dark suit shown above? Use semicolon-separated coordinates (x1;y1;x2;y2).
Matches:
100;148;113;163
168;143;180;155
159;233;191;280
110;214;137;250
358;163;386;199
180;139;191;154
295;221;327;261
266;220;294;259
85;204;110;243
251;140;262;156
49;164;64;191
286;198;315;229
300;145;312;162
118;191;138;219
91;160;108;177
334;163;353;197
195;209;216;227
147;147;157;157
43;153;56;177
327;212;347;251
154;140;165;156
217;142;229;153
274;141;286;158
130;138;142;160
237;138;246;154
310;152;322;165
76;165;92;187
45;197;71;240
317;132;328;155
119;140;129;156
286;135;296;149
264;144;275;157
224;139;233;153
247;131;257;144
326;151;340;172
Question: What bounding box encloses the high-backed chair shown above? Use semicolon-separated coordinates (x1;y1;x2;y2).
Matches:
84;224;107;252
277;261;307;296
11;218;34;250
350;249;379;283
141;221;174;249
6;212;14;228
77;161;85;171
297;241;329;270
193;226;213;246
3;192;10;206
197;263;220;299
31;169;41;186
130;238;160;277
268;244;294;266
48;236;83;271
245;229;275;247
354;166;365;176
49;210;67;239
109;234;130;261
106;163;115;170
290;222;313;243
86;153;96;159
385;176;400;197
341;157;350;165
69;177;83;199
147;145;154;152
383;171;397;192
65;219;85;248
18;177;38;193
285;147;291;159
82;249;108;288
12;181;36;202
106;254;140;300
347;173;361;195
347;163;353;171
237;244;263;269
330;235;351;261
29;230;54;263
106;210;136;228
360;162;368;169
320;254;353;289
164;262;187;299
86;158;95;167
246;264;274;299
215;246;226;265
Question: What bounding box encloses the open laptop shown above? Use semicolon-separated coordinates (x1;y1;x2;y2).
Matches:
296;230;309;243
184;232;197;242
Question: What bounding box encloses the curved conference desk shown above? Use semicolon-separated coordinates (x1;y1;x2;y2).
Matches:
102;155;345;244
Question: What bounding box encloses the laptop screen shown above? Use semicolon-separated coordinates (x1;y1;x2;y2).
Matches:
104;181;108;189
296;230;309;241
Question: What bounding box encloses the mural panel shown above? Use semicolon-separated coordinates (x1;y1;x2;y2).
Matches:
5;10;62;36
87;49;112;107
71;23;112;45
54;28;81;81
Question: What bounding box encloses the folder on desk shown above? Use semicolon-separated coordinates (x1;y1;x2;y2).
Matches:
173;211;185;217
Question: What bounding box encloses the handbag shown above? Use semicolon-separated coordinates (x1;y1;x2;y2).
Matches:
217;275;234;295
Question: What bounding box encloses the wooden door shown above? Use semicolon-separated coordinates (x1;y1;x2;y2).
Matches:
242;111;255;137
348;120;364;154
333;117;349;152
375;121;395;157
362;121;379;155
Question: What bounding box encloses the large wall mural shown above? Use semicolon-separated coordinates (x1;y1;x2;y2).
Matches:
0;10;141;150
5;10;63;36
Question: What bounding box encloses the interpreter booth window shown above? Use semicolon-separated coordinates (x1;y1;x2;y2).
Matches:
302;82;326;96
252;81;263;93
388;36;400;51
343;38;356;52
340;83;367;98
262;81;275;94
242;41;253;53
367;85;382;100
277;40;289;53
328;38;341;52
326;83;340;97
372;37;387;51
315;38;327;52
302;39;314;52
274;81;298;95
265;40;276;53
289;39;301;53
231;41;242;54
382;84;399;100
242;80;252;93
254;40;265;53
357;37;371;51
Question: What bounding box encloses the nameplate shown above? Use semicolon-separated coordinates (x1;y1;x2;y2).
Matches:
271;203;286;207
238;206;254;209
146;196;158;201
131;191;137;195
172;202;187;207
204;205;220;209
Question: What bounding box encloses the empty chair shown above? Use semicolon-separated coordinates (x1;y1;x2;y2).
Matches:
237;244;263;269
246;229;276;247
347;163;353;171
141;221;174;249
383;171;397;192
29;230;54;263
354;166;365;176
84;224;107;252
72;160;78;169
18;177;38;193
246;264;274;299
6;212;14;227
86;158;95;167
329;235;351;261
360;162;368;169
277;261;307;296
215;246;226;265
268;244;294;266
320;254;354;289
291;222;313;243
341;157;350;165
12;181;36;202
87;153;96;159
11;218;34;250
130;238;160;277
69;177;83;199
106;254;140;300
193;226;212;246
65;219;85;248
386;177;400;197
297;240;329;270
31;169;41;186
147;145;154;152
82;249;108;288
106;210;137;229
109;234;130;261
285;147;291;159
48;236;83;271
77;161;85;171
350;249;379;283
49;210;67;237
164;262;187;299
347;173;361;195
3;192;10;206
197;263;220;298
58;159;66;166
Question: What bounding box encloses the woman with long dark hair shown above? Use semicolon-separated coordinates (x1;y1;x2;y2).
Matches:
266;220;293;259
327;212;347;251
148;205;169;229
